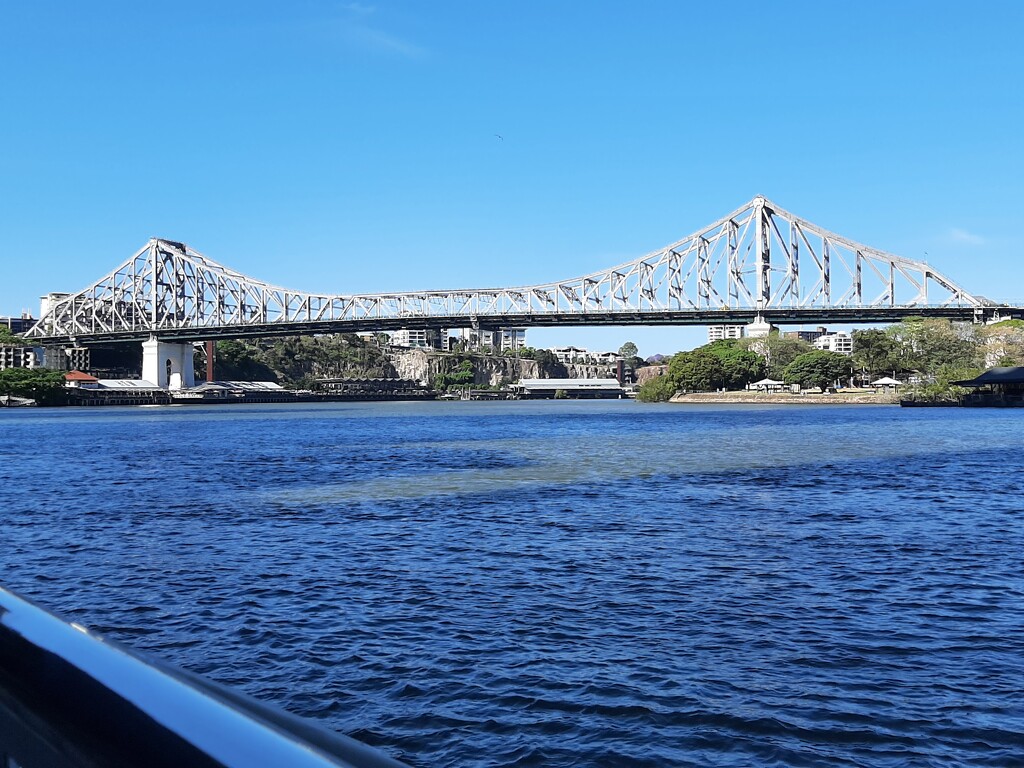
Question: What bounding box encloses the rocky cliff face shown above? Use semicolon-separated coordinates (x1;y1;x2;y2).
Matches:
563;362;617;379
636;364;668;385
389;349;541;386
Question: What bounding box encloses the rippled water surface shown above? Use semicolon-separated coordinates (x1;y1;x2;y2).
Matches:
2;401;1024;766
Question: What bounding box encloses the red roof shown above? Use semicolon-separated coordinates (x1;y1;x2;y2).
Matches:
64;370;99;382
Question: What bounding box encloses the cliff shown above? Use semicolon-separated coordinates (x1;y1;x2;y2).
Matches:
389;349;541;386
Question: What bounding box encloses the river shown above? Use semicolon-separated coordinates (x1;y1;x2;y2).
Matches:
2;401;1022;766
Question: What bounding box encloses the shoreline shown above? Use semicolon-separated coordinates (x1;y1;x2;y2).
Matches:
668;391;899;406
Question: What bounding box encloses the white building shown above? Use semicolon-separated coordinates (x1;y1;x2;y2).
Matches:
389;329;431;349
453;327;526;350
707;325;745;343
813;332;854;355
550;346;589;364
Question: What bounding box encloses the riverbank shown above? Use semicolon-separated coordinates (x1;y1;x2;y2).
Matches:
669;390;899;405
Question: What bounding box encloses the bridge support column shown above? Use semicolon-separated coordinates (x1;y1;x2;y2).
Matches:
142;337;196;390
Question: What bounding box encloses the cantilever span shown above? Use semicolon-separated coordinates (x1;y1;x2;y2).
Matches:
26;195;1008;344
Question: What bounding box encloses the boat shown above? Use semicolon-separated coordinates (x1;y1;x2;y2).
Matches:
0;586;408;768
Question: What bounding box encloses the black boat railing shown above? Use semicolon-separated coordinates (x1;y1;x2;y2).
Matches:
0;587;409;768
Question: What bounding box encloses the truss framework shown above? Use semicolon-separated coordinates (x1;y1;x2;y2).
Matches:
27;196;987;343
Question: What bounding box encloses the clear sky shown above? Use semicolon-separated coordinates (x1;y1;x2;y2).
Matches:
1;1;1021;357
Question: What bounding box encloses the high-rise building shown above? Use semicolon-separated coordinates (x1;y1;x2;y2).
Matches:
0;346;39;370
389;329;431;348
707;325;745;343
783;326;830;344
813;332;854;355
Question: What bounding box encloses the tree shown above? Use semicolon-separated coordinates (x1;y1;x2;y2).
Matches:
0;326;27;345
635;374;677;402
979;321;1024;367
852;329;899;378
668;349;726;392
886;318;981;374
618;341;639;360
783;351;852;391
214;340;278;381
739;334;813;379
533;349;569;378
0;368;67;405
701;339;766;390
905;363;981;403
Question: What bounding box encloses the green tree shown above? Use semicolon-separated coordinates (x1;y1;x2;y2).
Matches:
905;364;982;403
739;334;813;379
0;368;68;405
635;375;677;402
0;326;27;345
886;318;981;374
433;358;475;391
783;351;852;391
668;349;726;392
214;340;278;381
618;341;639;360
979;322;1024;367
852;329;899;378
701;339;766;389
533;349;569;378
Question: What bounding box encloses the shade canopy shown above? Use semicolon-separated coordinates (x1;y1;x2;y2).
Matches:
752;378;785;386
952;366;1024;387
870;376;902;386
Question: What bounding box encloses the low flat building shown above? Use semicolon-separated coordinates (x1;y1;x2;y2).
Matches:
64;370;100;388
513;377;624;399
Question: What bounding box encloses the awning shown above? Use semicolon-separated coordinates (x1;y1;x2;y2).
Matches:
953;367;1024;387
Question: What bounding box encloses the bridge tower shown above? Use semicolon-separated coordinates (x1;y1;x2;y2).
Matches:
141;336;196;390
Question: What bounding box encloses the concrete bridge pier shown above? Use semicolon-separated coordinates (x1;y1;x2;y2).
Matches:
142;336;195;390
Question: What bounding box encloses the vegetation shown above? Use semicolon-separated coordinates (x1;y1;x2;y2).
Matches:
635;374;677;402
886;318;980;374
668;348;726;392
214;334;394;386
703;340;766;389
214;340;279;382
738;334;814;379
903;364;981;403
432;359;476;392
782;351;852;391
0;368;67;405
618;341;638;359
851;329;899;379
0;326;27;345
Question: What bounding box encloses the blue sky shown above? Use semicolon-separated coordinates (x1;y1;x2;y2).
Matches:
1;1;1021;356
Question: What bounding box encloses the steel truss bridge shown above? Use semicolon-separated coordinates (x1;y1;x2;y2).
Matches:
25;195;1017;345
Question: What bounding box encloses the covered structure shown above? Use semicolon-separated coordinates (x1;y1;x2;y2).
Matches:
513;378;624;399
869;376;903;390
953;367;1024;407
749;377;786;392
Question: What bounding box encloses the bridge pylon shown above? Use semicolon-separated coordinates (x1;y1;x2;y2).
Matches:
142;336;196;390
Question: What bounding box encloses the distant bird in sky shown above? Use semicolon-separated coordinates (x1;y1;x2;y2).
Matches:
494;134;503;140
